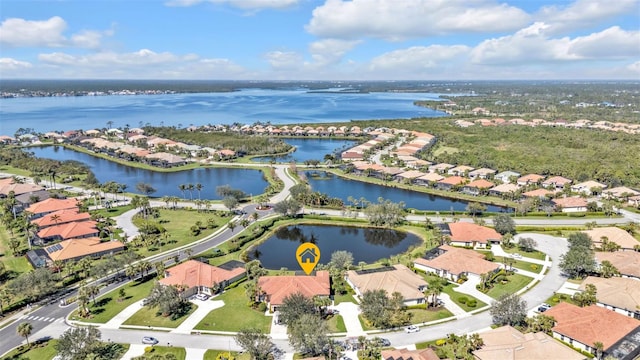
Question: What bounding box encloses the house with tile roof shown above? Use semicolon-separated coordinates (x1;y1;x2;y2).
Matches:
583;227;640;250
468;168;496;180
381;348;439;360
447;165;474;177
435;176;466;191
489;183;520;198
32;208;91;228
36;220;99;244
26;198;79;219
447;222;501;248
516;174;545;187
159;259;246;298
595;251;640;279
544;302;640;359
428;163;455;174
571;180;607;195
0;178;44;198
494;171;520;184
345;265;428;305
461;179;494;196
257;271;330;311
44;237;125;263
414;245;500;282
522;188;554;199
603;186;640;201
579;276;640;319
542;176;573;190
473;325;584;360
414;172;444;186
552;197;588;212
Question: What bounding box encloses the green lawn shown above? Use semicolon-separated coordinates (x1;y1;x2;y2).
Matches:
70;278;156;323
486;274;534;299
511;260;543;274
358;315;376;331
132;209;228;258
441;283;487;311
91;204;135;218
326;314;346;333
134;346;186;360
407;308;453;323
204;350;251;360
333;292;357;304
2;340;59;360
123;303;197;328
545;293;579;307
500;247;547;261
194;286;271;333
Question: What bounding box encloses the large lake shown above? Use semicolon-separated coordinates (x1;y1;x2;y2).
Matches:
247;224;422;270
0;88;447;135
251;138;359;163
305;171;507;212
28;146;268;199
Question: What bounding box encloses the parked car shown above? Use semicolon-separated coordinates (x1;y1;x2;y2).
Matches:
537;303;551;312
372;337;391;347
510;253;523;259
405;325;420;333
195;293;210;301
142;336;159;345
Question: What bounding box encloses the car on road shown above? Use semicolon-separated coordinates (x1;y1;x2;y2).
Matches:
537;303;551;312
142;336;159;345
510;253;523;259
405;325;420;333
195;293;210;301
372;337;391;347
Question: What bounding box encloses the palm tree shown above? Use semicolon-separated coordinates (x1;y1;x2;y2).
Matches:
228;221;237;233
187;183;195;200
50;214;61;226
17;322;33;346
178;184;187;199
195;183;203;200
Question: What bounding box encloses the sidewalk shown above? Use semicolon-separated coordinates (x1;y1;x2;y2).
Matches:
171;299;224;334
453;278;495;305
438;293;467;318
102;299;144;329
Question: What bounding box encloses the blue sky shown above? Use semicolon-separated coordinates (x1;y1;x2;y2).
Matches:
1;0;639;80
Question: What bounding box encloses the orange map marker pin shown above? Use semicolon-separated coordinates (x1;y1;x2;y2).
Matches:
296;243;320;275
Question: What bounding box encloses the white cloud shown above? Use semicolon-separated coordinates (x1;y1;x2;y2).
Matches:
165;0;298;9
628;61;640;73
537;0;640;34
369;45;470;70
308;39;360;67
264;50;304;70
470;24;640;65
0;58;33;71
306;0;530;40
0;16;67;47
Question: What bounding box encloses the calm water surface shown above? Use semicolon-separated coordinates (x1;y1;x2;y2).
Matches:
28;146;268;199
1;88;447;135
305;171;507;212
248;224;421;269
252;138;359;163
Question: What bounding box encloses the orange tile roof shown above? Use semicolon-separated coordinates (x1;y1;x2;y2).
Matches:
0;181;44;196
518;174;544;183
438;176;466;185
159;260;245;289
544;303;640;349
552;197;587;208
448;222;501;243
27;198;79;215
37;220;98;240
382;348;439;360
542;176;573;186
465;179;494;189
414;245;499;276
32;209;91;228
45;237;125;262
522;189;554;198
258;271;330;306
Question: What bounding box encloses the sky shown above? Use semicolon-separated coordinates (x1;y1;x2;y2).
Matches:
1;0;639;80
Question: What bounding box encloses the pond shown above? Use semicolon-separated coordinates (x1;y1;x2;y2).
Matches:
251;138;359;163
247;224;422;270
304;171;507;212
27;146;269;199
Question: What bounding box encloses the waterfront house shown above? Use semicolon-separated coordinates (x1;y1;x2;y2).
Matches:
447;222;501;248
435;176;466;191
489;183;519;198
257;271;330;312
468;168;496;180
159;259;246;298
394;170;425;183
461;179;494;196
345;264;428;305
414;172;444;186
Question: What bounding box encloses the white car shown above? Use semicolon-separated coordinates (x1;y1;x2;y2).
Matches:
510;253;523;259
195;293;210;301
142;336;159;345
405;325;420;333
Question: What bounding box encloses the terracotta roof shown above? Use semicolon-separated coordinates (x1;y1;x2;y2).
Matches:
27;198;79;215
37;220;98;240
542;176;573;187
438;176;466;186
465;179;494;189
474;325;584;360
396;170;426;179
159;260;245;289
381;348;439;360
346;264;427;300
544;303;640;349
417;173;444;182
552;197;587;208
45;237;125;262
258;271;330;307
490;183;519;193
522;189;554;198
584;227;639;249
604;186;640;198
595;251;640;278
414;245;499;276
448;222;501;244
32;209;91;228
579;276;640;313
517;174;545;183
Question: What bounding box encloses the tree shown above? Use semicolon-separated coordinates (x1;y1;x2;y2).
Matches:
288;314;329;356
466;202;486;217
136;182;157;196
329;250;353;273
235;328;283;360
594;341;604;360
518;237;538;252
273;198;302;217
17;322;32;346
560;232;597;279
490;293;527;326
278;292;316;325
227;220;237;233
573;283;597;307
56;326;102;360
362;198;406;227
599;260;620;278
493;213;516;235
146;283;191;320
526;314;556;333
223;196;239;212
360;289;410;329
